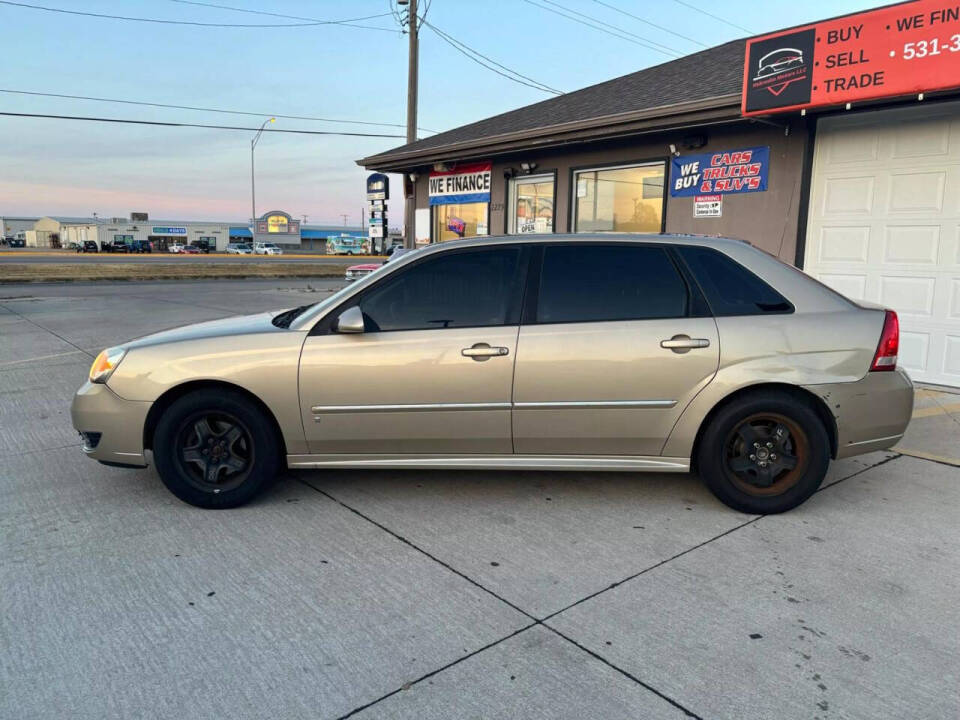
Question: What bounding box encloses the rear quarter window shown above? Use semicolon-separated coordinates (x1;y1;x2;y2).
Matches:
677;245;793;316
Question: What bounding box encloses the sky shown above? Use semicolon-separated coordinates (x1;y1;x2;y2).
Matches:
0;0;883;227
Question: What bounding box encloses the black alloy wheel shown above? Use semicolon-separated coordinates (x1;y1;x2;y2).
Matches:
153;389;281;508
175;411;253;493
723;413;808;497
697;391;830;514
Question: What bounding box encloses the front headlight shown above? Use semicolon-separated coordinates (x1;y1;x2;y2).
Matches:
89;347;126;384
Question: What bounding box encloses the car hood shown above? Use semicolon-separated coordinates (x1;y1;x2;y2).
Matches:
122;310;291;350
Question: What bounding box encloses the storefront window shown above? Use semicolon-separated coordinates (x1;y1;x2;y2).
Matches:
573;162;665;233
433;203;489;243
509;175;554;234
113;234;133;245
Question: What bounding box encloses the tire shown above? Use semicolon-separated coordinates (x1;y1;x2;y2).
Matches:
696;391;830;514
153;389;281;509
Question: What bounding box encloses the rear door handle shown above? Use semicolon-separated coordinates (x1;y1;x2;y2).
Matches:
462;343;509;361
660;334;710;353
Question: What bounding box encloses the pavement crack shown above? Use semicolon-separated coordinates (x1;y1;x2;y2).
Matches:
298;476;707;720
542;624;705;719
0;302;94;358
296;476;537;621
332;622;538;720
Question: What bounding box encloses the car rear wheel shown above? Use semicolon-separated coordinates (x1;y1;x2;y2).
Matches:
153;389;281;508
697;391;830;514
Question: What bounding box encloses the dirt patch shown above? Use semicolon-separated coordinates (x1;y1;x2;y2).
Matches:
0;263;345;283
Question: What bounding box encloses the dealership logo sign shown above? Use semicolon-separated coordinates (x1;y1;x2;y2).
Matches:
753;47;808;96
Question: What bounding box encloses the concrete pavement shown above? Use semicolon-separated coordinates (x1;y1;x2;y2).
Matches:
1;279;957;719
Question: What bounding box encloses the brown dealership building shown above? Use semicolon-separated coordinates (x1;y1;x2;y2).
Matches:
360;2;960;387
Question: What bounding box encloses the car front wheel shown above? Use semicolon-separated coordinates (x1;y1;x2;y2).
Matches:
153;389;281;508
697;391;830;514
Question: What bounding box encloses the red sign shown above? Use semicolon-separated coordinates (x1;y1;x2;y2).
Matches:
742;0;960;115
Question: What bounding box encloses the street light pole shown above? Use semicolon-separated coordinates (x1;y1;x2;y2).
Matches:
250;117;275;229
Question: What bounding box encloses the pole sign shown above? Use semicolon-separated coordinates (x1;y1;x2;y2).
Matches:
742;0;960;115
428;162;492;205
366;173;390;250
366;173;390;200
670;146;769;196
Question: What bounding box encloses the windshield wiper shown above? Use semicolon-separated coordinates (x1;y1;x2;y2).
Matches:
272;304;314;329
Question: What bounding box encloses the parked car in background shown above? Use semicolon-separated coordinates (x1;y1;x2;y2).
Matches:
77;240;99;253
225;243;252;255
180;245;201;254
101;241;130;253
130;240;153;254
168;244;185;254
72;234;913;513
254;242;283;255
192;240;212;254
345;246;416;281
7;237;26;248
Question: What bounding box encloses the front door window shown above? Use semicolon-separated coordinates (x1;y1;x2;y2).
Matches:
509;175;555;234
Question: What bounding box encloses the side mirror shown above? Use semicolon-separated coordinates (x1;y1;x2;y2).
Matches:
335;305;365;334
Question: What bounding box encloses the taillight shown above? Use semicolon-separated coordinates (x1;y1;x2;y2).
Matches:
870;310;899;372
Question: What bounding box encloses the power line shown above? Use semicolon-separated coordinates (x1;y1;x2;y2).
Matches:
0;111;405;137
165;0;399;33
421;20;563;96
521;0;680;57
590;0;708;47
0;88;437;133
671;0;753;34
0;0;394;29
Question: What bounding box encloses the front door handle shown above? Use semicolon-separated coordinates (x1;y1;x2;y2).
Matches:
462;343;509;361
660;334;710;354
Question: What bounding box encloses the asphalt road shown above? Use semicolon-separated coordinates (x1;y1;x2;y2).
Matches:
1;278;957;720
0;251;373;265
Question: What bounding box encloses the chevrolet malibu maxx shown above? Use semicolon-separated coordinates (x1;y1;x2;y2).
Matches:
72;235;912;513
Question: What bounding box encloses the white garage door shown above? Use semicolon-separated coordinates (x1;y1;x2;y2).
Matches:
804;103;960;388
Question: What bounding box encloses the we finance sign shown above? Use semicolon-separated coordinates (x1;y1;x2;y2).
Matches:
670;147;769;197
428;162;492;205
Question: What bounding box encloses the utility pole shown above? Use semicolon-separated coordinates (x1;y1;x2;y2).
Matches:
402;0;418;248
340;213;349;227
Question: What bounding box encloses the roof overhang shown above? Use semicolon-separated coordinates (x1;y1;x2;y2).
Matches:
358;93;743;171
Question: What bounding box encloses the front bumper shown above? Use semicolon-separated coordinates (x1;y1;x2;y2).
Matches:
804;368;914;459
70;381;152;466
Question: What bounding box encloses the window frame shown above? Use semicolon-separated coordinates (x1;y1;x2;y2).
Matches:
309;244;531;336
521;241;709;327
674;245;796;317
506;171;557;235
569;158;668;235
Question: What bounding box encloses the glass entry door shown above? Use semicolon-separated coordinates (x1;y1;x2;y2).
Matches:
508;174;555;234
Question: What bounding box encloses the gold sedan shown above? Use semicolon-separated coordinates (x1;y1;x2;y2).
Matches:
72;235;913;513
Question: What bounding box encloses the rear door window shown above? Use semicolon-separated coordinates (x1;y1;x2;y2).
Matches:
677;246;793;316
535;244;688;324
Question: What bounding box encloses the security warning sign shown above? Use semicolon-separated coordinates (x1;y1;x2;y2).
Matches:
743;0;960;115
670;146;769;197
694;195;723;217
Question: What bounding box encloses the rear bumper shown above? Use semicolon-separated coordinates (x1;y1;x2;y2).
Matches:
70;381;152;465
804;369;914;459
